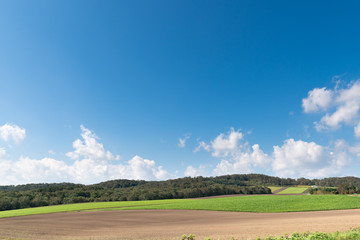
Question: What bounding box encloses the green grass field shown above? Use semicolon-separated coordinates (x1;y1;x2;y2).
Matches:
1;195;360;219
0;199;184;218
276;187;309;194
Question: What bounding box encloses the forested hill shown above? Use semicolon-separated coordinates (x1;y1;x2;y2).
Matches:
2;173;360;191
1;174;360;211
93;174;360;189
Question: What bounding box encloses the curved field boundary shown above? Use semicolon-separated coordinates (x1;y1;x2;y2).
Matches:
2;195;360;219
276;187;310;194
272;187;288;194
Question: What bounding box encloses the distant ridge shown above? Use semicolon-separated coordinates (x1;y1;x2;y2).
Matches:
2;173;360;190
1;174;360;211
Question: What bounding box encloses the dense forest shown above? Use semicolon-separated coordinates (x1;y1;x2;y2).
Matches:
1;174;360;211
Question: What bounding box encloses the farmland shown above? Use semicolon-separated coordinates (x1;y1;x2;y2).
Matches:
1;175;360;239
268;186;283;192
1;208;360;240
110;195;360;212
275;186;310;194
2;174;360;212
1;194;360;239
2;194;360;219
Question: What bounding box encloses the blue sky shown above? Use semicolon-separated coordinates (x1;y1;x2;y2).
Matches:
1;1;360;184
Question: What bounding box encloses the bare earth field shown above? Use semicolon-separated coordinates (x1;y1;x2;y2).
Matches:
0;209;360;240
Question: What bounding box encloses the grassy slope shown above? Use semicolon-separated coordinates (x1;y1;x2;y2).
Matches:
268;186;283;192
194;228;360;240
121;195;360;212
2;195;360;218
0;199;183;218
276;187;309;194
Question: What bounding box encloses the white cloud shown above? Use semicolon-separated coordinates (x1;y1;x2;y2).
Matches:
184;164;211;177
14;157;72;183
317;102;360;129
302;87;333;113
127;155;168;180
272;139;324;177
0;125;168;185
0;148;5;159
213;143;270;175
0;124;26;143
272;139;351;178
349;143;360;157
66;125;118;161
306;81;360;131
211;128;243;157
194;141;211;152
355;122;360;138
178;134;191;148
189;127;354;179
189;129;270;176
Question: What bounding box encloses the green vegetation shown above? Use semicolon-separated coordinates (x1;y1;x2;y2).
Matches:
0;199;182;218
276;187;309;194
311;184;358;195
182;227;360;239
120;195;360;213
0;174;285;212
2;173;360;212
2;195;360;218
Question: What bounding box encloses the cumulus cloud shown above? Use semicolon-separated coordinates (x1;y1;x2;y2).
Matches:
211;128;243;157
0;125;169;185
272;139;351;178
184;164;211;177
188;129;270;176
302;87;333;113
317;102;359;130
0;148;5;159
187;128;354;179
13;157;72;183
66;125;119;160
349;143;360;157
355;122;360;138
127;155;168;180
194;141;211;152
272;139;324;177
0;124;26;143
304;81;360;133
213;143;270;175
178;134;191;148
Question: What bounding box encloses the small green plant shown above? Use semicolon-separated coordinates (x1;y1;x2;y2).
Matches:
182;234;195;240
181;227;360;240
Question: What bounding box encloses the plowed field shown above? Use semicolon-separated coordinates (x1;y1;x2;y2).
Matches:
0;209;359;240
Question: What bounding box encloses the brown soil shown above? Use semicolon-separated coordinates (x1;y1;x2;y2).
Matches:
0;209;360;240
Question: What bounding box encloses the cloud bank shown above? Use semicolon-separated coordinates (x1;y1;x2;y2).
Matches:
187;128;354;179
188;129;271;177
0;125;168;185
2;80;360;185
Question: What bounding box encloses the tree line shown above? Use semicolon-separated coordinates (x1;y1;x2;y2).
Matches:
1;174;360;211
